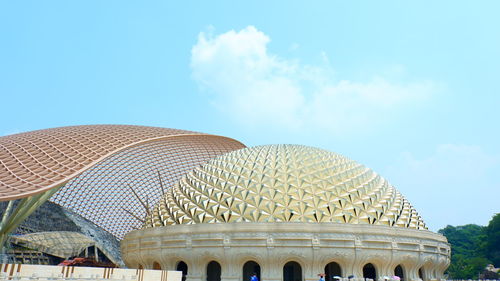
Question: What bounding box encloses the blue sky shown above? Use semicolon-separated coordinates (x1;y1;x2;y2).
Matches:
1;1;499;231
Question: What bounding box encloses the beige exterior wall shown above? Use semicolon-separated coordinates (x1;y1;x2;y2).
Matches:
121;223;450;281
0;263;181;281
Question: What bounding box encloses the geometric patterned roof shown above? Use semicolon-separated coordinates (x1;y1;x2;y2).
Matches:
9;231;99;259
147;144;427;229
0;125;243;201
0;125;196;200
0;125;245;239
51;135;245;239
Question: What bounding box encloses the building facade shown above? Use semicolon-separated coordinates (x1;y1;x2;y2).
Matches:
121;145;450;281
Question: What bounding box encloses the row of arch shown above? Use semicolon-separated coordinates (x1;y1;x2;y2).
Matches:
151;260;428;281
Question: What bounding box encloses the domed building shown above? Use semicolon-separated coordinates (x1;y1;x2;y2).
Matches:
121;145;450;281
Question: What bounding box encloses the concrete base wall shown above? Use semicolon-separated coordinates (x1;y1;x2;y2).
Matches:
122;222;450;281
0;263;182;281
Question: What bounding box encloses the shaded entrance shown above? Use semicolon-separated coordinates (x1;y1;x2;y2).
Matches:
243;261;261;281
363;263;377;280
153;262;161;270
177;261;188;281
418;268;425;281
325;262;342;280
207;261;221;281
283;261;302;281
394;265;404;281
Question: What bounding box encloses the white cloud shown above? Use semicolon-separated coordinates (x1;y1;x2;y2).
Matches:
384;144;499;231
191;26;438;134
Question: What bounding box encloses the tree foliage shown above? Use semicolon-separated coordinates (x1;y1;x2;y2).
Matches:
438;213;500;279
485;213;500;266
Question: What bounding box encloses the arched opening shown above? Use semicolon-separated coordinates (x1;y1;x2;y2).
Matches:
153;262;161;270
283;261;302;281
138;264;144;270
394;265;404;281
207;261;222;281
177;261;188;281
362;263;377;280
418;267;424;281
325;262;342;281
243;261;261;281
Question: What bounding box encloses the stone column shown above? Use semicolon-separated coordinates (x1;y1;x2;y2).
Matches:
221;252;240;281
186;273;204;281
261;262;281;281
377;266;393;280
262;240;281;281
221;274;240;281
406;267;418;281
186;260;205;281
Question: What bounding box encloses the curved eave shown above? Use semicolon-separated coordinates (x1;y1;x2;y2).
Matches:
0;133;245;201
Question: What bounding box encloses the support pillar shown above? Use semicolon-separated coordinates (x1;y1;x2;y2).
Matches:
0;187;61;254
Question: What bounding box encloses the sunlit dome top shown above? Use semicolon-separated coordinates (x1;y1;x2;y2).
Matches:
147;144;426;229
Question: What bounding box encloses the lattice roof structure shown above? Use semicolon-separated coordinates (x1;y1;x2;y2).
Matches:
0;125;245;239
10;231;106;260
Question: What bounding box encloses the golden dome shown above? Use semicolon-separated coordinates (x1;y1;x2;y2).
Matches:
148;145;426;229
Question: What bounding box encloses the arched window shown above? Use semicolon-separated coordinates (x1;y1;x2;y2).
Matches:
283;261;302;281
207;261;222;281
243;261;261;281
394;265;404;281
418;267;425;281
153;262;161;270
362;263;377;280
177;261;188;281
325;262;342;281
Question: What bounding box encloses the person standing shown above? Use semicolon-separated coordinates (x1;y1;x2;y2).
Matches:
251;273;259;281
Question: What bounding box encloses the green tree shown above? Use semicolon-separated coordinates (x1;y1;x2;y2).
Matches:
438;224;490;279
485;213;500;266
439;224;487;257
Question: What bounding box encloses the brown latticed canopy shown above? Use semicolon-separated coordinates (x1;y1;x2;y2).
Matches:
0;125;245;239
